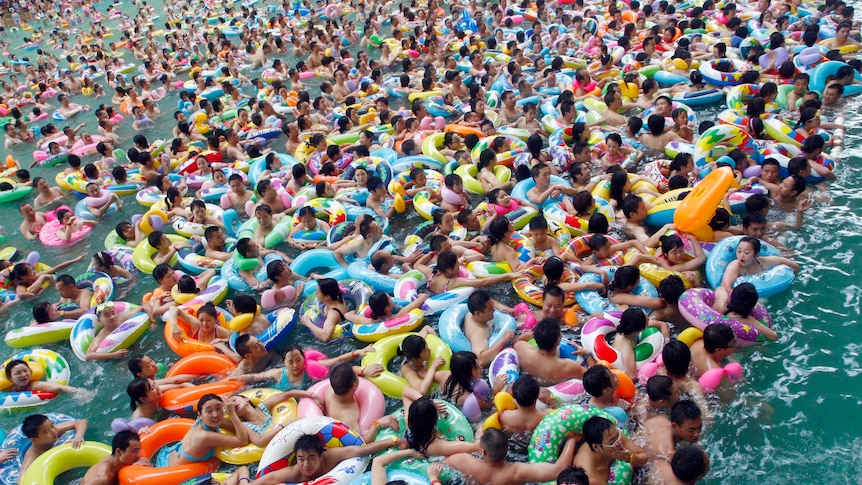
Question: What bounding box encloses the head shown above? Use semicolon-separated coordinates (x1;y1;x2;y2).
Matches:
671;446;710;483
329;362;358;396
126;377;162;411
583;365;617;399
512;374;540;407
670;400;703;443
112;430;143;465
533;317;562;351
583;416;623;455
22;414;59;447
406;397;438;453
294;434;327;478
646;375;679;408
662;338;692;379
128;355;159;379
480;428;509;463
703;323;736;355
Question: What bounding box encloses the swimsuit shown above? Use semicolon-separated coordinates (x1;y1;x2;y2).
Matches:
276;368;312;391
243;404;273;434
157;419;217;467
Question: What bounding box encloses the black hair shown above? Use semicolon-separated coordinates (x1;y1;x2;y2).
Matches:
583;365;613;397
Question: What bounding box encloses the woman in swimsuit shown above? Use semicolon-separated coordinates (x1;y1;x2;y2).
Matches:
299;278;349;342
398;333;451;398
167;304;240;361
224;389;317;447
416;251;518;295
166;394;249;466
715;236;799;310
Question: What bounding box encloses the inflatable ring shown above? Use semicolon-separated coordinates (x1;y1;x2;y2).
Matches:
693;124;762;168
563;235;625;269
698;58;751;86
374;400;472;482
360;332;452;398
163;304;231;356
0;413;75;485
118;418;217;485
139;209;169;235
303;197;347;225
581;312;665;370
705;235;794;296
679;288;772;346
20;441;110;485
256;417;366;481
297;378;385;433
299;279;372;334
438;303;517;353
69;302;149;361
529;404;633;485
454;163;511;195
511;264;578;306
575;266;659;314
0;349;71;411
132;234;185;274
350;307;426;342
215;388;299;465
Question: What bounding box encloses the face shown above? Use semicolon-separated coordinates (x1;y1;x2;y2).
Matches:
214;171;226;185
199;397;225;426
192;205;207;220
744;221;766;240
137;356;159;378
9;362;31;387
256;210;273;227
673;417;703;443
778;176;798;198
595;241;613;259
823;88;840;105
117;439;143;465
230;178;244;193
296;449;323;478
199;311;219;331
87;184;101;197
98;306;120;328
667;245;686;264
55;280;75;298
542;293;564;319
33;420;60;446
534;166;551;186
596;426;625;456
655;98;671;115
736;241;757;266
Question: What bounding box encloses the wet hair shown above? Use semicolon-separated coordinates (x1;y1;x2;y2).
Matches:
444;351;479;399
397;334;428;361
617;308;647;335
725;282;759;317
708;207;730;231
608;265;640;293
5;359;28;379
368;291;390;320
197;394;222;414
557;466;590;485
588;233;609;252
583;416;615;450
659;234;685;255
533;317;562;351
744;193;769;214
406;397;438;454
481;428;509;462
662;338;692;378
487;217;512;247
32;302;53;324
512;374;540;406
659;275;686;305
621;195;643;219
22;414;51;439
672;446;709;481
582;365;613;397
467;290;492;315
127;377;152;411
646;375;674;402
588;213;609;234
739;235;762;254
670;399;702;425
295;433;326;455
330;362;357;395
703;323;735;353
112;430;140;455
317;278;343;303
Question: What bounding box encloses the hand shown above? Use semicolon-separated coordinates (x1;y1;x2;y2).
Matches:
362;363;384;377
502;330;515;344
428;462;443;481
492;373;508;393
430;356;446;370
311;394;325;409
376;414;399;430
0;448;16;464
797;198;812;211
114;349;130;359
355;346;375;357
393;437;409;450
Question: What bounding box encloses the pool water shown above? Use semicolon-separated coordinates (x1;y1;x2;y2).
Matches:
0;1;861;484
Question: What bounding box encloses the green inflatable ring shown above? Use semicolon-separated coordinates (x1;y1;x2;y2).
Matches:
375;400;473;482
529;404;633;485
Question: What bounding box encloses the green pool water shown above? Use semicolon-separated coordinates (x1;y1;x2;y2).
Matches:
0;1;860;484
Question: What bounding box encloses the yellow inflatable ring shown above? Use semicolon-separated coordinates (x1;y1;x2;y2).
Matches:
215;388;298;464
139;209;168;235
360;333;452;398
19;441;110;484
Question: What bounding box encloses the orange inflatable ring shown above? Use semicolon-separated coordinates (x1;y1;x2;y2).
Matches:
163;304;230;357
166;352;237;378
673;166;738;241
160;380;244;413
620;10;637;23
118;418;216;485
444;123;484;138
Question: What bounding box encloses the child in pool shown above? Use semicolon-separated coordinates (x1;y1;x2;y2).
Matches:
195;168;227;199
365;175;397;218
18;414;88;479
402;397;480;456
607;266;669;313
416;251;520;295
721;282;778;341
54;208;97;242
168;304;240;360
225;295;270;336
126;377;164;423
477;148;515;193
238;342;380;392
287;205;330;250
486;188;538;219
440;173;470;212
403;166;440;200
346;290;429;325
488;218;544;272
610;308;670;379
526;213;562;258
654;233;706;287
443;351;507;413
187;199;224;228
715;236;799;310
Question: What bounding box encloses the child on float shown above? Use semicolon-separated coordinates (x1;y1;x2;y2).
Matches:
347;290;430;326
364;175;398;218
654;233;706;287
165;394;250;467
600;133;643;170
416;250;521;295
249;429;408;485
286;206;329;250
188;199;224;229
400;166;439;201
487;217;544;272
422;232;485;265
439;173;470;212
86;303;141;361
168;304;240;358
542;256;607;296
621;196;677;248
238;342;380;392
608;169;659;210
54;207;97;242
395;331;453;399
401;396;481;457
144;265;185;318
611;308;670;378
569;233;652;270
443;350;507;415
226;294;271;336
299;277;350;342
526;214;562;258
607;266;669;315
799;134;837;181
147;231;186;268
225;389;316;448
715;237;799;310
18;413;89;478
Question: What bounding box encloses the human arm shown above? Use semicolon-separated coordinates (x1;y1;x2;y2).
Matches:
300;308;343;342
511;436;578;483
372;449;427;485
403;356;446;396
